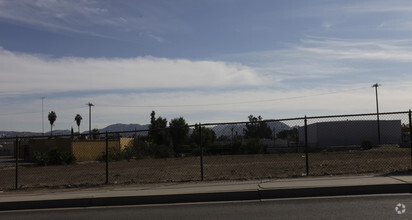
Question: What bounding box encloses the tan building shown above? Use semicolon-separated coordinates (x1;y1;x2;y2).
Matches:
19;138;134;162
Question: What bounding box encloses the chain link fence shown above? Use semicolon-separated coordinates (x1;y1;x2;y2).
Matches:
1;111;411;191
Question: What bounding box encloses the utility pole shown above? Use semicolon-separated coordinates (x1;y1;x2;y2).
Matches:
87;102;94;138
372;83;381;145
41;97;45;135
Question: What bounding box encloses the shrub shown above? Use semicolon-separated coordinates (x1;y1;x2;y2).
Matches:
122;145;136;160
129;138;175;159
245;138;267;154
152;144;174;158
133;140;152;159
230;140;243;154
62;152;77;164
190;145;201;156
34;152;49;166
100;147;121;162
48;148;64;165
34;148;76;166
361;140;375;150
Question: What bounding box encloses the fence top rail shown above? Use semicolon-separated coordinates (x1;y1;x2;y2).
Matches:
0;110;409;140
304;111;409;120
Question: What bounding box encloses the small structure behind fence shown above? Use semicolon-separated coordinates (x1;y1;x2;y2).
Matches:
1;110;411;191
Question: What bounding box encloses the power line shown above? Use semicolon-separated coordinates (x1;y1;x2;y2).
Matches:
97;86;366;108
0;106;88;117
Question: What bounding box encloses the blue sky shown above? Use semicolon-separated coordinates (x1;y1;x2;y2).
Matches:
1;0;412;132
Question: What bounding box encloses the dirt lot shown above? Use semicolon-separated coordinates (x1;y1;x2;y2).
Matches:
0;145;411;191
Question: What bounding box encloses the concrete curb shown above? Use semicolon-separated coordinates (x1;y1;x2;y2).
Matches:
259;183;411;199
1;183;411;211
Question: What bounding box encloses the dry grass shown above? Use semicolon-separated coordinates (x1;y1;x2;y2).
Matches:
0;145;411;191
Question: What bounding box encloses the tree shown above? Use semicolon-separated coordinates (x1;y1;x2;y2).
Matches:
169;117;189;152
190;124;216;147
91;128;100;139
148;111;170;145
74;114;82;134
402;123;410;132
277;128;298;141
243;115;272;139
48;111;57;136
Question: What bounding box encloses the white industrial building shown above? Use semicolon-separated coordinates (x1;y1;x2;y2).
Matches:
298;120;401;146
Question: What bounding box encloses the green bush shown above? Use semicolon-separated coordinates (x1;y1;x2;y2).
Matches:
100;147;121;162
128;138;175;159
152;144;174;158
34;152;49;166
122;145;136;160
62;151;77;164
245;138;267;154
230;140;243;154
361;140;375;150
48;148;64;165
34;148;77;166
190;145;201;156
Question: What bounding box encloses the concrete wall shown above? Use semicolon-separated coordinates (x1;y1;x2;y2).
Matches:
119;138;133;151
20;139;72;161
21;138;134;162
0;141;14;156
72;140;120;162
299;120;401;146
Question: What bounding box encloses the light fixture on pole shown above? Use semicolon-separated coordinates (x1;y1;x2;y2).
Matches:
372;83;381;144
87;102;94;138
41;97;45;135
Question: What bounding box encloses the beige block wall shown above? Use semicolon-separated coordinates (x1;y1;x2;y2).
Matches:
120;138;134;151
21;139;72;161
72;140;120;162
22;137;135;162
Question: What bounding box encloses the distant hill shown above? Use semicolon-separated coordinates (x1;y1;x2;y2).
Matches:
211;121;291;137
0;121;294;138
0;131;43;138
98;123;149;133
97;123;149;137
0;124;149;138
0;129;74;137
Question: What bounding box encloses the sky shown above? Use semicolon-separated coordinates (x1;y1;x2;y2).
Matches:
1;0;412;132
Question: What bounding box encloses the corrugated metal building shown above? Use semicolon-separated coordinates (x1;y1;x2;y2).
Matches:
298;120;401;146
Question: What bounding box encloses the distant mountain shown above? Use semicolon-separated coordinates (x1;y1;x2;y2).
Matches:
0;131;42;138
0;124;149;138
98;123;149;133
0;121;294;138
0;129;72;138
211;121;291;137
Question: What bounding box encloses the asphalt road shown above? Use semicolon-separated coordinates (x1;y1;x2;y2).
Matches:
1;194;412;220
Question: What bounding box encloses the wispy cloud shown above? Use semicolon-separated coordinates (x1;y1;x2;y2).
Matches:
0;0;180;41
2;40;412;131
0;47;266;98
220;36;412;83
298;37;412;61
345;1;412;13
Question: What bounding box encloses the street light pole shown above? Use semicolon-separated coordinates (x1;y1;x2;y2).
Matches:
88;102;94;138
41;97;45;135
372;83;381;145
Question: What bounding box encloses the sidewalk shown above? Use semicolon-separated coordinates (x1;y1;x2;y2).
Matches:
1;175;411;211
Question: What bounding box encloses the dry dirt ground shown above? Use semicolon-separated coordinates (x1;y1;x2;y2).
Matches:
0;145;411;191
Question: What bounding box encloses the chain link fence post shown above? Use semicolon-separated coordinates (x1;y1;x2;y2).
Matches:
199;123;204;181
304;116;309;176
409;109;412;168
106;131;109;184
15;136;19;190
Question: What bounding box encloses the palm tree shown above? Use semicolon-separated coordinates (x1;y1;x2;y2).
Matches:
48;111;57;136
74;114;82;134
